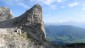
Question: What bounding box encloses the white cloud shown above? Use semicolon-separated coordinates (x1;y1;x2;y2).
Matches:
61;6;65;8
30;0;65;10
45;0;54;5
41;0;55;5
42;0;58;10
18;3;29;9
14;0;29;9
82;3;85;6
82;3;85;10
50;5;57;10
43;0;63;4
40;0;65;10
2;0;29;9
68;2;79;7
82;8;85;10
56;0;63;3
41;0;64;5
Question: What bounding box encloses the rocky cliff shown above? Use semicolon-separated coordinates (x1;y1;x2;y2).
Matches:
0;4;57;48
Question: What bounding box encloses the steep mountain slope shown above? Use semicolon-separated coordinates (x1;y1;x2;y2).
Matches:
45;25;85;44
0;4;57;48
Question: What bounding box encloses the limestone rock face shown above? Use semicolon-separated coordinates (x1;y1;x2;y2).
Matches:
20;4;45;41
0;4;57;48
0;7;13;21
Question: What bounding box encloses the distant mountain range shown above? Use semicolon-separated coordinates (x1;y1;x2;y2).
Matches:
45;25;85;44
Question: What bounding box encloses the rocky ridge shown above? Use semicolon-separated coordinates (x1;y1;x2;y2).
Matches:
0;4;57;48
0;7;12;21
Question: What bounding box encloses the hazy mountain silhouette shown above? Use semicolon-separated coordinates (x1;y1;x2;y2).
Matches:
45;25;85;44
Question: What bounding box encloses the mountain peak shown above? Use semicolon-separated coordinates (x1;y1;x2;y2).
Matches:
0;4;57;48
22;4;43;24
28;4;42;13
20;3;45;40
33;4;41;8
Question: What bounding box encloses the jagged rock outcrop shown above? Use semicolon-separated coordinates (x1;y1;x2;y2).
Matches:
0;4;57;48
0;7;13;21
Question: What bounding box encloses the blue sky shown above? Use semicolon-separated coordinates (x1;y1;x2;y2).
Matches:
0;0;85;25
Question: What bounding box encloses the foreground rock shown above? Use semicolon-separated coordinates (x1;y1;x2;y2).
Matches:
0;4;57;48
